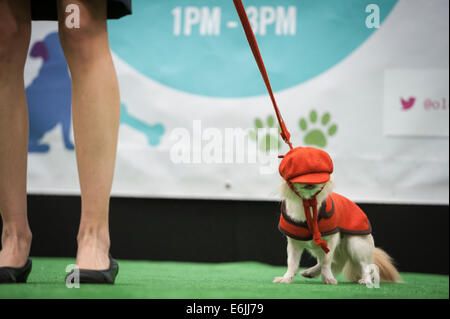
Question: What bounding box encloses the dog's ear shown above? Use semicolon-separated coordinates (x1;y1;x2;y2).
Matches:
279;179;298;201
318;174;335;201
327;173;335;190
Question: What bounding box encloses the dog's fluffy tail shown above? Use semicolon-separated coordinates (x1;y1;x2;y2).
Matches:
373;247;402;283
343;247;402;283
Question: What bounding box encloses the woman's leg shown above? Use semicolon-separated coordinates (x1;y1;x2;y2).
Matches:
58;0;121;270
0;0;32;268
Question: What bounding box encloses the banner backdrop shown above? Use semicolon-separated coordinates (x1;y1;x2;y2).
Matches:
25;0;449;204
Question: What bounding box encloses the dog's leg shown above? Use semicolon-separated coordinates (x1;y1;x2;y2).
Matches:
300;263;321;278
319;252;337;285
317;234;339;285
331;242;347;277
358;261;375;285
273;238;302;284
346;235;375;285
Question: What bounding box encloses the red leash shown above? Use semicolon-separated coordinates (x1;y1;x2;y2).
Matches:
234;1;334;253
233;0;293;150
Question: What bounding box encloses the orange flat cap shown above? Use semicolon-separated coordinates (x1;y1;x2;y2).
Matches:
279;147;333;184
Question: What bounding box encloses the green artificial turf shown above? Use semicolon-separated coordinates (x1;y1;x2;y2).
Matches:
0;258;448;299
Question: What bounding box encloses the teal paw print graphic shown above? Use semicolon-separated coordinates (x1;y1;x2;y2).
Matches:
299;110;338;148
249;115;281;152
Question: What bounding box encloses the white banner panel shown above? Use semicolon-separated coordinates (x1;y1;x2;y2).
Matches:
25;0;449;204
384;69;449;137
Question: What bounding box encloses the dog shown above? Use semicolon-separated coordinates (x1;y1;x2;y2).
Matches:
26;32;74;153
273;147;401;285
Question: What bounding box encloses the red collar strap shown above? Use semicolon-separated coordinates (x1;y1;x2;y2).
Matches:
287;182;330;254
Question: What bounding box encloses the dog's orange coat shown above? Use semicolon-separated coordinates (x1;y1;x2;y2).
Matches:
278;192;372;241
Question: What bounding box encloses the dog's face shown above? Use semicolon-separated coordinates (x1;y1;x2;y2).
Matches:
291;183;325;199
280;174;335;203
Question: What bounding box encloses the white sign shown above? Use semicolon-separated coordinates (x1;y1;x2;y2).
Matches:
384;69;449;137
24;0;449;205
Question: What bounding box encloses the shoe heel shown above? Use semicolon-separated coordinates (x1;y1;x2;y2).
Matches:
16;261;32;283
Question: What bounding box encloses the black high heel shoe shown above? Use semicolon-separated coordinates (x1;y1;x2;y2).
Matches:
0;259;32;284
65;254;119;284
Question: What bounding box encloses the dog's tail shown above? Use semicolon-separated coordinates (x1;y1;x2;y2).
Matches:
373;247;402;282
343;247;402;283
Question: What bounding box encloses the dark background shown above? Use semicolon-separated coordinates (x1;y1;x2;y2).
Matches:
1;194;448;275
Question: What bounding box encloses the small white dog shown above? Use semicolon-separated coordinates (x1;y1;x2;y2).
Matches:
273;175;401;285
273;147;401;285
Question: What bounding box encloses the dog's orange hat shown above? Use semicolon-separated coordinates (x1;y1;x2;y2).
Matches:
279;147;334;184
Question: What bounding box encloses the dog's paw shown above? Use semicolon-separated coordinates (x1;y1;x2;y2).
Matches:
273;276;293;284
322;277;338;285
358;279;370;285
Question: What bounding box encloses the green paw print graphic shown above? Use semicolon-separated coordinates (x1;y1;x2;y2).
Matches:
299;110;338;148
249;115;281;152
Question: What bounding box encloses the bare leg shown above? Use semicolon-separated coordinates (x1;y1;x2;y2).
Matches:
273;238;302;284
0;0;32;268
58;0;120;270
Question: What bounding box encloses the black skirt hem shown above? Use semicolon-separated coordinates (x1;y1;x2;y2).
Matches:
31;0;132;21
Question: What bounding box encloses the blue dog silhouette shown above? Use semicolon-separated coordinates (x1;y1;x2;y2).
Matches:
26;31;165;152
26;32;74;152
